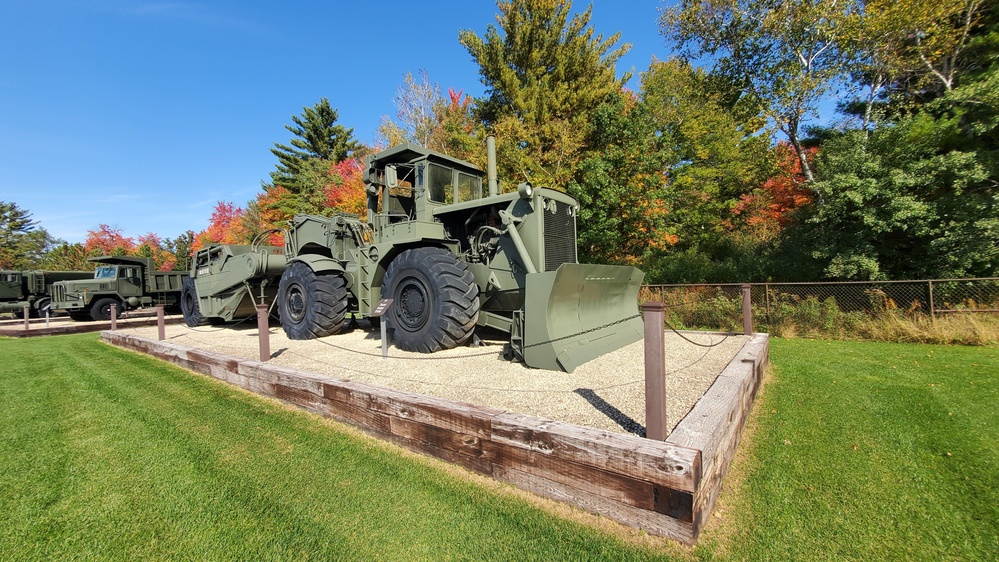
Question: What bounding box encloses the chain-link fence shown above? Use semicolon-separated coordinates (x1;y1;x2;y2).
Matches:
641;278;999;344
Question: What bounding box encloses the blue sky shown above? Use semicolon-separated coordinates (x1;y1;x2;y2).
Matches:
1;1;676;243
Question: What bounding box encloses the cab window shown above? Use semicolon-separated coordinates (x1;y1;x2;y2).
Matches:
428;164;453;204
456;172;481;203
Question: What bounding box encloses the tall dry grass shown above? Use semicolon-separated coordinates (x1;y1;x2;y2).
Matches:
639;286;999;346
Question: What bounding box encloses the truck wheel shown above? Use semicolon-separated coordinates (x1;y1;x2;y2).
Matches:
382;247;480;353
278;262;348;339
181;278;207;327
91;298;122;321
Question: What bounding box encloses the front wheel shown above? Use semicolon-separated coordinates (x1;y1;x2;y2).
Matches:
278;262;349;340
381;247;479;353
91;297;122;321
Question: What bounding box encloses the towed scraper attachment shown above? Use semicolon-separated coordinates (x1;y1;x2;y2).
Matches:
516;263;645;372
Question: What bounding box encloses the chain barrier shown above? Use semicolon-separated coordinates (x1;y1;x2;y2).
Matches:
314;337;499;360
523;314;642;349
663;319;733;348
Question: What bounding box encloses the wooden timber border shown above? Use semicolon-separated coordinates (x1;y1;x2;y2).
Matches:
101;330;768;544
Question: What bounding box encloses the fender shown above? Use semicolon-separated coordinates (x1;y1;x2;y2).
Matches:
289;255;346;275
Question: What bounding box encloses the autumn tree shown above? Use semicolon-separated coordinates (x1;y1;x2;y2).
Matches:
84;224;136;257
191;201;247;253
460;0;630;190
135;233;178;271
164;231;195;271
730;142;815;239
379;72;485;165
661;0;856;184
323;159;367;217
570;91;678;265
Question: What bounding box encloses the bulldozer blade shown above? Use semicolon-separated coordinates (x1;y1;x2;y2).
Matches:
522;264;645;372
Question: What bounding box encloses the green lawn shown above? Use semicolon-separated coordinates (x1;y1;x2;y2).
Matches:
1;334;996;561
715;339;999;562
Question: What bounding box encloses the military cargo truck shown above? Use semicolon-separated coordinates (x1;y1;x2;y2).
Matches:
181;242;287;327
50;256;187;321
0;269;93;317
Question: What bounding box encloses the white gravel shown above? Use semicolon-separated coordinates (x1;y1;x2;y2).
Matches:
112;320;749;437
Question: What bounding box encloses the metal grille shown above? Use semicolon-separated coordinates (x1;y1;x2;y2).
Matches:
51;284;65;303
543;201;576;271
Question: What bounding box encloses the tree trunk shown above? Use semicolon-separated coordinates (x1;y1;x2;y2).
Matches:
786;129;815;184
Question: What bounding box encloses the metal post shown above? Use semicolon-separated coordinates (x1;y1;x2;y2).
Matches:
928;280;936;320
380;318;388;358
256;303;270;362
764;283;771;329
640;302;668;441
45;308;50;328
23;305;30;330
156;305;165;341
110;304;117;331
742;284;754;335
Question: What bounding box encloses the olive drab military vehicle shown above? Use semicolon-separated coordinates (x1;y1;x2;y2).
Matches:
0;269;93;317
183;138;644;371
180;241;287;327
50;256;187;321
277;138;645;372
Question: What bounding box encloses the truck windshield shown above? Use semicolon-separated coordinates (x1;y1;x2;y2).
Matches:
94;266;116;279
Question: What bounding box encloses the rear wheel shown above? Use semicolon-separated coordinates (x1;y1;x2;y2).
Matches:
181;277;207;327
382;247;479;353
278;262;349;339
91;297;122;321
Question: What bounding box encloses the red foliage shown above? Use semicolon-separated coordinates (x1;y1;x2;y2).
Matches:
447;87;471;109
84;224;136;256
732;143;815;233
191;201;247;253
136;232;177;271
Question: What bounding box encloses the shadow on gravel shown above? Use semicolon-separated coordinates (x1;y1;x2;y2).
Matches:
573;388;645;437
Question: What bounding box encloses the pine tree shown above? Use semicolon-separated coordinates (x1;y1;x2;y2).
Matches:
0;201;39;269
269;97;361;194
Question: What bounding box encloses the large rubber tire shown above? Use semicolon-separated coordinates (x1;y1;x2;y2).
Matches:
181;277;207;327
278;262;348;340
91;297;122;321
381;247;480;353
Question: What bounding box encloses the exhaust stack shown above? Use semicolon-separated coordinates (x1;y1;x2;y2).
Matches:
486;136;498;196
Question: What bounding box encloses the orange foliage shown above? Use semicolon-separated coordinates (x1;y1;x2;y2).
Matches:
324;158;366;216
84;224;136;256
732;143;815;234
191;201;247;253
136;232;177;271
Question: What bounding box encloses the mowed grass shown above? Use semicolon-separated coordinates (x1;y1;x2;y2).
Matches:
714;339;999;561
2;334;997;561
0;334;673;561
